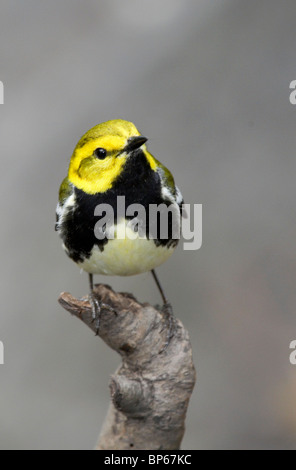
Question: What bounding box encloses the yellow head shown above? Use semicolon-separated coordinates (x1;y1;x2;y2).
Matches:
68;119;156;194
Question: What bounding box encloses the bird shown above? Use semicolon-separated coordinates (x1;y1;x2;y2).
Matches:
55;119;183;348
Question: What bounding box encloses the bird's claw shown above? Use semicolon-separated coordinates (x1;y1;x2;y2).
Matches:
89;292;117;335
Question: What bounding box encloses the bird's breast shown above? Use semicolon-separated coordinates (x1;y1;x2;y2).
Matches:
77;219;177;276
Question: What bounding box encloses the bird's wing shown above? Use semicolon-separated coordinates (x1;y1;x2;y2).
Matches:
55;177;74;231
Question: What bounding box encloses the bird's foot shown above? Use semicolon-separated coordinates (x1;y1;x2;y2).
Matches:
159;302;176;353
89;291;117;336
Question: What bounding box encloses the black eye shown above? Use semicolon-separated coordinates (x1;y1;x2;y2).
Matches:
94;147;107;159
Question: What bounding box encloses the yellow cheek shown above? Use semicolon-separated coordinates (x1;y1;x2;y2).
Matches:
69;155;126;194
143;150;157;171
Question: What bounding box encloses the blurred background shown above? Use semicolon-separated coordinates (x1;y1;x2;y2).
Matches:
1;0;296;450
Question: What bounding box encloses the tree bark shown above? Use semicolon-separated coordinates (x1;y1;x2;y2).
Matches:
58;284;196;450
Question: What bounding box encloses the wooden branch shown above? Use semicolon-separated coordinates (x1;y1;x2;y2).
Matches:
58;284;196;450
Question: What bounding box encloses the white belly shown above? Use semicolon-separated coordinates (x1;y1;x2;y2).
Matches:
77;221;176;276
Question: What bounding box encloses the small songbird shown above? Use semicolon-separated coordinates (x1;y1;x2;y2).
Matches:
56;119;183;346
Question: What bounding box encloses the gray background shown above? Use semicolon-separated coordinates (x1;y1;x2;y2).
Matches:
1;0;296;450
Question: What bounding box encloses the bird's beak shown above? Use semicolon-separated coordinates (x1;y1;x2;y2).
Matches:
125;136;148;152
